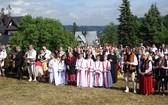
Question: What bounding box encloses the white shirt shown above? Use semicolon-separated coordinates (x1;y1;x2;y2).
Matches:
48;59;59;72
145;61;152;73
58;60;66;71
129;55;138;66
25;49;36;60
0;49;7;60
139;61;152;73
105;51;110;56
45;50;52;59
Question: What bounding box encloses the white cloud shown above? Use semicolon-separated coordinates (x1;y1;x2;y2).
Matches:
0;0;167;25
69;13;79;19
12;7;22;15
11;0;24;5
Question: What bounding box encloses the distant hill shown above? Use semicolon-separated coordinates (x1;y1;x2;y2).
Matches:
64;25;106;34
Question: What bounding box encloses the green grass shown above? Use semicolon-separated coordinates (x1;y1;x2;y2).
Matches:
0;77;167;105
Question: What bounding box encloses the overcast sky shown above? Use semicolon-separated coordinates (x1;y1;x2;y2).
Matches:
0;0;167;25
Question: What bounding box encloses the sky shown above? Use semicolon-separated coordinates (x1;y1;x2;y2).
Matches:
0;0;168;26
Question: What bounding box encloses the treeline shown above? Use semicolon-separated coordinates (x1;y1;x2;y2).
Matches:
100;0;168;47
64;25;106;34
9;15;77;51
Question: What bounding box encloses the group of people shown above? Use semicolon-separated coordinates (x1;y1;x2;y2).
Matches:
0;43;168;95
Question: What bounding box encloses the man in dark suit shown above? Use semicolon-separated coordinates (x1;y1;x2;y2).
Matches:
14;46;24;80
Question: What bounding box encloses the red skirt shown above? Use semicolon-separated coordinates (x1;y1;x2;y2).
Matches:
66;73;76;85
66;74;76;81
139;74;153;95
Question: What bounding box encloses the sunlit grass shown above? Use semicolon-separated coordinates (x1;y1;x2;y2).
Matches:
0;77;167;105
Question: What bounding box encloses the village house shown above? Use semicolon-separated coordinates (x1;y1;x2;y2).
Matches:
0;14;22;44
75;31;99;46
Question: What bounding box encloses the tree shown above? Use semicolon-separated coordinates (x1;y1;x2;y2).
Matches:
100;23;118;45
154;14;168;45
9;15;77;51
163;15;168;29
118;0;140;47
0;5;12;16
72;22;78;35
141;4;162;45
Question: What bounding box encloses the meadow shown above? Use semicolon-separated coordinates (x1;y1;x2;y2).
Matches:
0;77;167;105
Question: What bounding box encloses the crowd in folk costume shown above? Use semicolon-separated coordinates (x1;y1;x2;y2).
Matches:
0;43;168;95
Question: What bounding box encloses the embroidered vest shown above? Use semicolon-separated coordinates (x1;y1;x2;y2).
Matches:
141;60;150;72
124;53;136;70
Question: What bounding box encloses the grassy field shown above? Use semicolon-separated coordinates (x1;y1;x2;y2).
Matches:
0;77;167;105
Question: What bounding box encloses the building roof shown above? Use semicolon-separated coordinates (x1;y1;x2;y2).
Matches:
0;15;22;34
0;25;5;33
0;35;10;45
85;31;97;45
75;31;98;45
75;31;87;43
0;15;23;44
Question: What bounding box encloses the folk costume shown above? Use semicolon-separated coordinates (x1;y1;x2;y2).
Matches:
25;49;37;82
34;60;43;81
66;55;76;85
38;50;48;77
139;58;153;95
123;52;138;93
158;55;168;93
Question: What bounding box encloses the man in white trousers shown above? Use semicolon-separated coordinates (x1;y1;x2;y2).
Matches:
123;46;138;93
24;44;37;82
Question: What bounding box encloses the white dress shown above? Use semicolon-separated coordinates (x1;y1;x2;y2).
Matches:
58;60;67;85
94;61;103;87
102;60;113;88
76;58;87;87
86;58;95;88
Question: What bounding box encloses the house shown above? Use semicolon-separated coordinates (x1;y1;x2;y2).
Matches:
75;31;99;46
0;15;22;44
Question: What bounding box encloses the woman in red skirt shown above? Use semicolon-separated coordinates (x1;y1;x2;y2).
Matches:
139;52;153;95
66;52;77;85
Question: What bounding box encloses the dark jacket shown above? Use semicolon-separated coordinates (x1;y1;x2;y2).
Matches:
15;51;24;67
